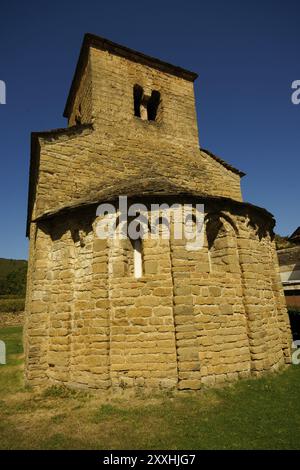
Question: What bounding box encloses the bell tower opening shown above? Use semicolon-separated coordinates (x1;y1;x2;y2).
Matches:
133;84;160;122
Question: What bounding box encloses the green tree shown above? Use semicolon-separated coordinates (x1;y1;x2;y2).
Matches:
0;265;27;296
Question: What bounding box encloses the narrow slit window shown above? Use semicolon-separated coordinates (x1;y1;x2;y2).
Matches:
147;90;160;121
133;84;143;118
132;238;143;279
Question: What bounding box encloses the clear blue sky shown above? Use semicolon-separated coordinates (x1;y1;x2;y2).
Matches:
0;0;299;260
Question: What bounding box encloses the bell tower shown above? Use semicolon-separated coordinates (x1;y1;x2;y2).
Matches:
64;33;200;150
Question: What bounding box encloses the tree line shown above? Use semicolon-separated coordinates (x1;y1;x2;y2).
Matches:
0;264;27;297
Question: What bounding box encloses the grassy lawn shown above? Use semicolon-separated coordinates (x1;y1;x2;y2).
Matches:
0;325;300;450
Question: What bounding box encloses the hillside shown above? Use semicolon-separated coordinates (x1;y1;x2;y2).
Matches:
275;234;297;250
0;258;28;297
0;258;27;279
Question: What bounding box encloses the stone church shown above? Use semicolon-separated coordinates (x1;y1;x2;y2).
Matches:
25;33;292;390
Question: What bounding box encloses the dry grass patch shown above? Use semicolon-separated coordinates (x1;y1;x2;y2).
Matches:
1;326;300;449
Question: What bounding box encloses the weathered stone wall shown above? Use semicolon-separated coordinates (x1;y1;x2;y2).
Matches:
24;202;292;390
33;130;243;221
200;150;242;201
108;235;178;389
24;223;52;385
68;52;93;127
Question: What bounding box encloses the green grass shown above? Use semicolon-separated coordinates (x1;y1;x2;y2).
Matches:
0;326;24;396
0;326;300;449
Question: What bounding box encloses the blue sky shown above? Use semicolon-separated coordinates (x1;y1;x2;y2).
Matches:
0;0;299;260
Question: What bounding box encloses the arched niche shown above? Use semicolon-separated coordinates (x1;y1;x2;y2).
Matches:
205;213;239;274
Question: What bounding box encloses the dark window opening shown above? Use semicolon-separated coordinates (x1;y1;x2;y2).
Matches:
133;84;143;118
133;85;161;121
147;90;160;121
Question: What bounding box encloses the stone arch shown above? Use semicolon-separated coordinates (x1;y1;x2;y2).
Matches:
205;211;238;236
205;212;239;274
